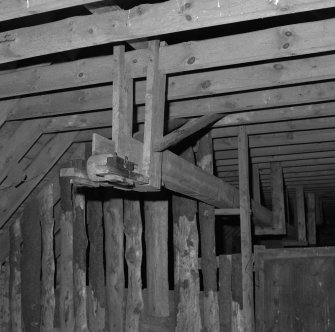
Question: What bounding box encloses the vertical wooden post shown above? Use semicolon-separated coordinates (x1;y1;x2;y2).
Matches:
103;189;124;332
59;165;74;331
144;193;169;317
315;195;323;226
142;40;166;188
219;255;232;332
40;184;55;331
252;165;261;204
306;193;316;245
21;195;41;331
0;258;10;331
196;132;219;332
296;186;306;243
73;186;88;332
124;193;143;332
238;126;255;332
271;162;286;233
173;147;202;332
87;189;106;331
9;214;22;332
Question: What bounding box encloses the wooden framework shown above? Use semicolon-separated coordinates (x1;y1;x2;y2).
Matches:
0;0;334;330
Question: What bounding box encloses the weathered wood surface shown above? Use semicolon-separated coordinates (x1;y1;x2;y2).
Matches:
255;247;335;332
296;186;307;243
252;165;261;204
173;147;202;332
144;193;169;317
124;193;143;332
0;259;9;331
196;133;219;332
306;193;316;245
142;40;165;188
0;0;103;22
0;0;334;64
219;254;243;332
73;186;88;332
40;184;56;332
271;162;286;234
155;113;224;152
59;169;75;331
9;215;22;332
103;189;125;332
238;126;255;332
21;195;41;331
0;131;78;230
87;189;106;331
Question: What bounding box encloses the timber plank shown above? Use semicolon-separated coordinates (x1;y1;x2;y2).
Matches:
0;0;104;22
0;0;334;64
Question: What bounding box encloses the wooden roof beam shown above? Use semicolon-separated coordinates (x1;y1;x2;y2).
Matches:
1;4;335;65
0;0;104;22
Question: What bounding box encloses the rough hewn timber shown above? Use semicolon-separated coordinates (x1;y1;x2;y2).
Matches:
196;133;219;332
73;186;88;332
124;193;143;332
21;195;41;331
144;193;169;317
87;189;106;331
173;147;202;332
0;258;10;331
40;184;56;331
9;214;22;332
103;189;125;332
59;167;75;332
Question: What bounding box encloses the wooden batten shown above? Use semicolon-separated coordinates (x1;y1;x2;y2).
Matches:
40;184;56;332
144;193;169;317
103;189;125;332
87;189;106;331
21;194;42;331
73;185;88;331
173;147;202;332
271;162;286;234
306;193;316;245
124;193;143;332
238;126;255;332
196;132;220;332
9;215;22;332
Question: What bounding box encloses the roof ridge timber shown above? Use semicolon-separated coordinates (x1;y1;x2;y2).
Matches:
0;0;334;65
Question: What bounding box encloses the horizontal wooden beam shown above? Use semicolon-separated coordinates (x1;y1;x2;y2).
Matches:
214;127;335;150
1;6;335;66
0;0;103;22
216;151;335;166
215;141;335;160
215;208;240;216
162;151;273;234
